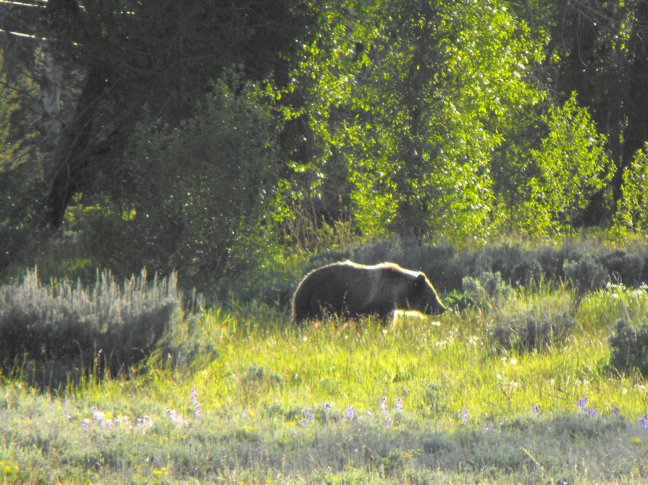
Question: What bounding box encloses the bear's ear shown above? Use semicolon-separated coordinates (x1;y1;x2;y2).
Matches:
415;273;426;286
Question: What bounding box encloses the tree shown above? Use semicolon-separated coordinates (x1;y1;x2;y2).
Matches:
286;0;547;243
70;75;284;287
522;94;614;235
0;0;312;282
0;50;38;275
512;0;648;222
613;142;648;234
3;0;310;229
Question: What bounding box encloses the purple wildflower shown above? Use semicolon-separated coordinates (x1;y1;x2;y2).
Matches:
190;388;202;419
532;404;540;415
321;403;331;424
114;414;129;428
380;396;387;413
461;409;469;423
91;406;113;428
640;414;648;429
578;395;588;412
304;408;315;423
613;407;621;418
396;397;404;413
587;408;599;418
346;405;356;420
385;416;392;427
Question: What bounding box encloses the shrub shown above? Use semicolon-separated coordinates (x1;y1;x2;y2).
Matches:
597;250;645;287
491;311;576;353
534;246;567;281
510;258;543;288
609;320;648;377
524;94;614;234
612;141;648;234
351;238;405;266
307;250;352;271
351;240;467;292
411;245;466;293
462;272;512;308
484;245;526;282
443;290;475;311
461;276;489;307
564;256;608;299
0;268;182;388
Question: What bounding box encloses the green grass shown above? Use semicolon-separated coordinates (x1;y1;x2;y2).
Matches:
2;283;648;483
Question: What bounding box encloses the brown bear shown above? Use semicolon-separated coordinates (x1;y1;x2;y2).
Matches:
291;261;447;324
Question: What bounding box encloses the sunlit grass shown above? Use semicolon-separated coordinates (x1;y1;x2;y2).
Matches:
184;284;648;425
2;283;648;482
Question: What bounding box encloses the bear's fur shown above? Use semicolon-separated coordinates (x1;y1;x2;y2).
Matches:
291;261;447;324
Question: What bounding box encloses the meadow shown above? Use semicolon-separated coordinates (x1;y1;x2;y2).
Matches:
2;256;648;483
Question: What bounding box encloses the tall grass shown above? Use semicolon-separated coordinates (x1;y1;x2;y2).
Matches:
2;270;648;482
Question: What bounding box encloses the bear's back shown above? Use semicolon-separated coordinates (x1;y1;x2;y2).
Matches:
291;260;423;323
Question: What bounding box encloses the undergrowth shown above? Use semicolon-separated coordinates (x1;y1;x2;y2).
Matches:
2;256;648;482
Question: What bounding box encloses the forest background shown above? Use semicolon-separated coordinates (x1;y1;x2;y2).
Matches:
2;0;648;294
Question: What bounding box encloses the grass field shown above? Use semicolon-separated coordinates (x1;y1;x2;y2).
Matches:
2;279;648;483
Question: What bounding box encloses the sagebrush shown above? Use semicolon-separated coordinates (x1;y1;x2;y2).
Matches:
0;268;181;388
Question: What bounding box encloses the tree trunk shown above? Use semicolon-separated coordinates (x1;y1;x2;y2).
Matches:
41;66;106;228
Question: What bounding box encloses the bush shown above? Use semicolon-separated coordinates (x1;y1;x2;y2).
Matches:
609;320;648;377
0;268;182;388
351;238;405;266
597;250;645;286
461;272;513;308
564;256;608;299
408;245;466;293
491;311;576;353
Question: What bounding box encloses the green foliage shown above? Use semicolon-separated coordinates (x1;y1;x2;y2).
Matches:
289;0;547;242
69;73;284;288
598;250;645;286
523;94;614;234
613;142;648;233
526;0;648;219
0;50;40;275
0;53;23;171
0;268;182;388
609;320;648;377
461;272;513;308
285;1;620;243
4;0;648;291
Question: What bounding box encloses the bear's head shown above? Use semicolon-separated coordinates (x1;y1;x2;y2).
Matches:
411;273;447;315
